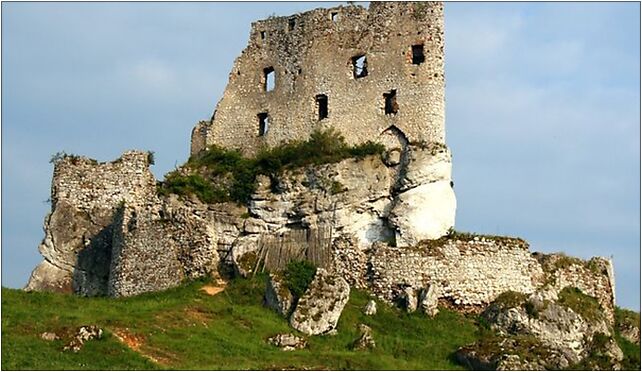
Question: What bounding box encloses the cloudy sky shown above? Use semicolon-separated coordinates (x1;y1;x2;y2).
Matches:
2;2;639;310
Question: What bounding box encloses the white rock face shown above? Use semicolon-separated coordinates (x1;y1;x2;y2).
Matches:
390;180;456;246
289;269;350;335
25;260;71;293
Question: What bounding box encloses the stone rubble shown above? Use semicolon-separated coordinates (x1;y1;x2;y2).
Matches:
63;325;103;353
352;324;376;350
267;333;307;351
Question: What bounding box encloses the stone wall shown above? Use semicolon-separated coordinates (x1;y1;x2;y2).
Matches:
26;151;156;296
365;237;546;308
108;204;184;297
192;2;445;156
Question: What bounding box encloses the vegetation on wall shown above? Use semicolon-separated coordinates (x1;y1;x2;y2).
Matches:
157;129;385;204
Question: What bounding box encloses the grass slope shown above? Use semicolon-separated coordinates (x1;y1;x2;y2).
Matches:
2;276;479;370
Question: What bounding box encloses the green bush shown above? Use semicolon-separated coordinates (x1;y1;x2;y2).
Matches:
157;172;229;203
283;260;317;298
158;129;385;205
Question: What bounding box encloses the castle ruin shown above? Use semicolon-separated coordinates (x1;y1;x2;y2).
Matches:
26;2;616;329
191;2;445;155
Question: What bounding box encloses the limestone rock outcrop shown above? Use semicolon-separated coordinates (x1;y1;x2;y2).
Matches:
456;287;624;370
289;269;350;335
264;273;295;317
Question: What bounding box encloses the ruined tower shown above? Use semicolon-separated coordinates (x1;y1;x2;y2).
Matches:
191;2;445;155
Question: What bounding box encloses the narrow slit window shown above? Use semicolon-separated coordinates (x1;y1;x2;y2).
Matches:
260;31;266;40
288;18;296;31
412;44;425;65
331;12;338;22
264;67;275;92
384;90;398;115
352;55;368;79
316;94;328;120
258;113;269;136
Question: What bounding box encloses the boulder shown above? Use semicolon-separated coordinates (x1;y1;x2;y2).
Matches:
418;285;439;317
363;300;377;316
265;273;294;317
289;269;350;335
352;324;376;350
267;333;307;351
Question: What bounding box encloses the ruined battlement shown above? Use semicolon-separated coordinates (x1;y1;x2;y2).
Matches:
191;2;445;155
50;151;156;211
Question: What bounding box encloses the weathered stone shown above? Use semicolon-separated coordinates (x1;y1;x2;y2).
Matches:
191;2;446;157
267;333;307;351
400;287;418;313
290;269;350;335
418;285;439;317
352;324;376;350
464;288;624;370
363;300;377;316
40;332;59;341
389;180;456;246
618;321;640;345
383;149;401;166
63;325;103;353
265;273;294;317
27;151;157;296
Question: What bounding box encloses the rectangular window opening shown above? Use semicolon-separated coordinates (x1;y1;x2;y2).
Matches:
288;18;296;31
316;94;328;120
331;12;338;22
258;113;269;136
352;55;368;79
260;31;266;40
264;67;275;92
412;44;425;65
384;90;398;115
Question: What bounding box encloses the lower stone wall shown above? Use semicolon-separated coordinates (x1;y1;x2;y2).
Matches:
108;204;184;297
366;236;546;308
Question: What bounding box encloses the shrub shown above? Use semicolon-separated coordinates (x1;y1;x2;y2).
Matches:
159;129;385;204
492;291;528;310
147;151;155;165
283;260;317;298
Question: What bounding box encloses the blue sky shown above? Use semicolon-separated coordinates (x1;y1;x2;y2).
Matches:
2;2;640;310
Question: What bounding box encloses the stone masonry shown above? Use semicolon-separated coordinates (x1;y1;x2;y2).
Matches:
191;2;445;156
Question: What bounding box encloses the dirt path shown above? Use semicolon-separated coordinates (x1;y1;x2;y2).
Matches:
200;278;227;296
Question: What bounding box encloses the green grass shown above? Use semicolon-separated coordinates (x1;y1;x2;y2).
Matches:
2;276;479;370
557;287;604;323
158;129;386;205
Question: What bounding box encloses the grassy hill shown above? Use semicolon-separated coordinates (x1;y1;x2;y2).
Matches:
3;275;639;370
2;276;481;370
